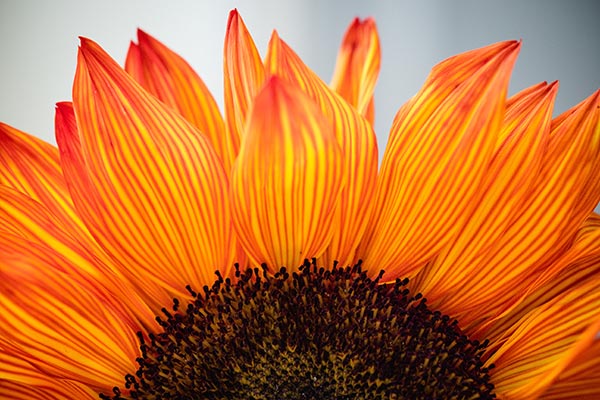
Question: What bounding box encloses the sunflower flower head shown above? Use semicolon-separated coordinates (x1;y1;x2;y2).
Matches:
1;9;599;400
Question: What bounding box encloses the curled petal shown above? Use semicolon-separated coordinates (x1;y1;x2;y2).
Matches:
57;39;236;312
488;278;600;399
330;17;380;123
125;30;235;170
224;9;265;145
0;351;97;399
412;82;557;323
0;234;141;393
231;76;345;269
362;41;520;278
266;33;378;267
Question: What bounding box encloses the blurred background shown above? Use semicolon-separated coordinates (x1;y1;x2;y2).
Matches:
2;1;599;149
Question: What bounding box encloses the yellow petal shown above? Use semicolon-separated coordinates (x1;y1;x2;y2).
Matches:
265;32;378;267
362;41;520;278
488;278;600;399
57;39;236;312
539;340;600;400
231;76;345;269
330;17;381;124
125;30;236;171
223;9;265;146
0;350;97;399
412;82;557;323
0;233;141;393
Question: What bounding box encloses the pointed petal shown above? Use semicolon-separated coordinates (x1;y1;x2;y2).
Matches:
461;89;599;326
223;9;265;146
0;123;83;230
58;39;236;312
125;30;235;171
412;82;558;323
0;233;142;393
265;33;378;267
488;278;600;399
539;340;600;400
0;351;97;399
231;76;345;269
361;41;520;277
330;18;381;123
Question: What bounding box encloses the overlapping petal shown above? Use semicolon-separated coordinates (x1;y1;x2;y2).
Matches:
56;39;237;312
411;81;558;323
230;76;345;269
361;41;520;279
125;30;236;170
539;340;600;399
0;185;156;329
487;278;600;399
330;17;380;124
266;33;378;267
0;234;141;393
0;351;97;399
0;123;84;231
480;213;600;343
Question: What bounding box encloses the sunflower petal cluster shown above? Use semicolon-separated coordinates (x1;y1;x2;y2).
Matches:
1;10;599;399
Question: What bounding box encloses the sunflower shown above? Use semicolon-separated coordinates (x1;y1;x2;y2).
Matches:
1;9;599;400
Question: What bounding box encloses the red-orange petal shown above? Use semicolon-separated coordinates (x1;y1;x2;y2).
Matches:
361;41;520;278
223;9;265;146
265;32;378;268
0;184;157;329
0;233;141;393
330;18;381;124
411;82;557;323
57;39;236;312
230;76;345;269
0;123;83;230
125;30;235;171
488;278;600;399
0;351;97;399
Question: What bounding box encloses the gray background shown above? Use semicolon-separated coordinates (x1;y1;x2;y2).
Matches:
1;0;599;210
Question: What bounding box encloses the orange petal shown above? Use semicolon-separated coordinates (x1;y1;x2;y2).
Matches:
488;278;600;399
0;123;84;231
539;339;600;400
57;39;236;312
230;76;345;269
0;351;97;399
361;41;520;278
0;185;157;329
125;30;236;171
411;82;557;323
223;9;265;146
0;233;141;393
330;17;381;124
479;213;600;343
463;89;599;326
265;32;378;267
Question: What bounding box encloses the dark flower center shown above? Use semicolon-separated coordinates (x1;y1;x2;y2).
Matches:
102;260;495;399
